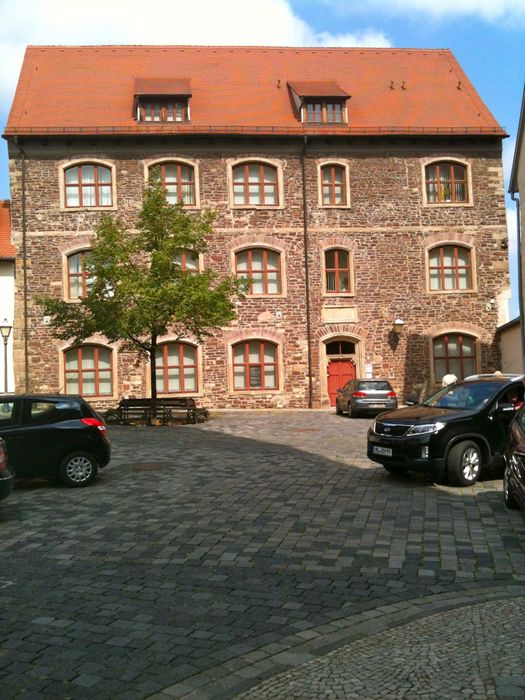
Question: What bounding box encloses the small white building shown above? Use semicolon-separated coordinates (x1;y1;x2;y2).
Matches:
497;317;522;373
0;200;15;392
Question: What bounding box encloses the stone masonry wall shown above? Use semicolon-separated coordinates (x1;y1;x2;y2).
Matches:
7;137;508;409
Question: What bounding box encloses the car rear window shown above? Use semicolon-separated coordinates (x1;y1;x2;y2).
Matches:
357;381;392;391
28;400;79;425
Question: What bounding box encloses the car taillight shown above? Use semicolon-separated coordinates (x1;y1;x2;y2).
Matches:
81;417;107;436
352;391;367;397
387;392;397;398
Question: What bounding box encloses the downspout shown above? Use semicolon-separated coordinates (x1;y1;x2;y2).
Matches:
510;193;525;372
13;137;30;392
301;136;313;408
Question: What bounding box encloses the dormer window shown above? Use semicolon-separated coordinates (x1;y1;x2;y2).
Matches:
141;101;188;123
288;81;350;125
134;78;191;124
305;101;344;124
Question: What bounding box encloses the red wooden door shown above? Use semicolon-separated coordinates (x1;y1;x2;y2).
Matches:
327;359;356;406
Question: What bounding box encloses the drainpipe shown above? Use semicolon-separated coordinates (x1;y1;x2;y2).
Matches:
301;136;313;408
13;137;30;392
510;193;525;372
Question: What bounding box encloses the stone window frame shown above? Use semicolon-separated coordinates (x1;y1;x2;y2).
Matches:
62;343;115;398
423;234;477;295
144;157;201;209
225;329;285;396
321;244;356;298
227;157;285;210
424;322;482;385
59;159;117;212
231;242;287;298
155;340;201;396
421;157;473;208
317;160;351;208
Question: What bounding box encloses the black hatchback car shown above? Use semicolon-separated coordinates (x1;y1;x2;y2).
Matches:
0;394;111;487
367;375;524;486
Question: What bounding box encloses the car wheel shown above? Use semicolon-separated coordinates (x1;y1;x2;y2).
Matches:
59;451;99;488
503;466;519;509
383;464;407;475
336;402;343;416
347;402;356;418
447;441;482;486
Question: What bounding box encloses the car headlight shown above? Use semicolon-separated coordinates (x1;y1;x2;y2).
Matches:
408;421;445;435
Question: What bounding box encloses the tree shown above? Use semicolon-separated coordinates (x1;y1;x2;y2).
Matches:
39;180;243;420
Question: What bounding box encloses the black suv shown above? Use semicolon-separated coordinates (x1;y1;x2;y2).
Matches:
367;375;525;486
0;394;111;487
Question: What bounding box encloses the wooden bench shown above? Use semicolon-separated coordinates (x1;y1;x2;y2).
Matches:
105;397;209;425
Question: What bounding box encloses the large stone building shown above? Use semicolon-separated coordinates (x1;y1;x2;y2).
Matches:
3;46;509;409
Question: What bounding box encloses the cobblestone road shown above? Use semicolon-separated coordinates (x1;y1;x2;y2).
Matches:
1;410;524;698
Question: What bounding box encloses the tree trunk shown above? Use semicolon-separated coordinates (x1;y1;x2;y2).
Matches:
149;335;158;424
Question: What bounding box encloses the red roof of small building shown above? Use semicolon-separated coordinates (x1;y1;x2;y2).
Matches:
4;45;505;137
0;201;15;259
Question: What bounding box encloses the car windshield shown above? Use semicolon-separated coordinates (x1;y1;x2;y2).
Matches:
422;381;503;410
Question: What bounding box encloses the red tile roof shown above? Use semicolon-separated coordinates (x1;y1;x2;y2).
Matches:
4;45;505;137
0;201;15;260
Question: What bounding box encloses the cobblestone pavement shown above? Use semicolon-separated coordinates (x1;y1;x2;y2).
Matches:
0;410;524;699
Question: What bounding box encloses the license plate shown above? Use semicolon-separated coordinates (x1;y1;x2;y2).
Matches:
373;446;392;457
370;404;386;409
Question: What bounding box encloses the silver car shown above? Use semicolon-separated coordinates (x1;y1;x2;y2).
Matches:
336;379;398;418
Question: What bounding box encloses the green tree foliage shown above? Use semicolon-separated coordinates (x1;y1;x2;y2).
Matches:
39;181;243;418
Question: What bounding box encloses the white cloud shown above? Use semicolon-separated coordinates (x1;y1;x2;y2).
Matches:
324;0;525;23
0;0;391;105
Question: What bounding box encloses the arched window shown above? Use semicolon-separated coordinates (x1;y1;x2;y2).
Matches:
321;165;347;205
174;250;199;273
232;162;278;206
67;251;94;300
233;340;278;390
425;162;468;204
433;333;476;382
64;346;112;396
235;248;281;295
428;245;472;291
64;164;113;207
155;343;198;394
150;162;196;205
324;249;352;294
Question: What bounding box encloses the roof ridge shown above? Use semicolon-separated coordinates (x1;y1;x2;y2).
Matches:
25;44;452;53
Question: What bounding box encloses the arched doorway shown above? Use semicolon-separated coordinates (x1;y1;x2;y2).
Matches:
326;339;357;406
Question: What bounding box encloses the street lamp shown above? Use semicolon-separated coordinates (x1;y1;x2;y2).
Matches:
0;319;12;394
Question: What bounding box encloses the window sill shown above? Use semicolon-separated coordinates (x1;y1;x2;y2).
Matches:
322;292;355;298
61;205;118;213
423;202;473;208
319;204;352;210
231;205;284;211
426;289;476;295
243;293;287;300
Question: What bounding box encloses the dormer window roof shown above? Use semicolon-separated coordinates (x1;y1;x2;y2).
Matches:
288;80;350;125
134;78;191;123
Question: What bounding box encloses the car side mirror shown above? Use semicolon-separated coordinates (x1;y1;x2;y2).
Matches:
406;396;419;406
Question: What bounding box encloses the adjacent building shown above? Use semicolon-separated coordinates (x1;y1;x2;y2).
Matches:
2;46;510;409
0;200;15;392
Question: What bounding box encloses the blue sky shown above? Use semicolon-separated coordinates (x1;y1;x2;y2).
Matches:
0;0;523;313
